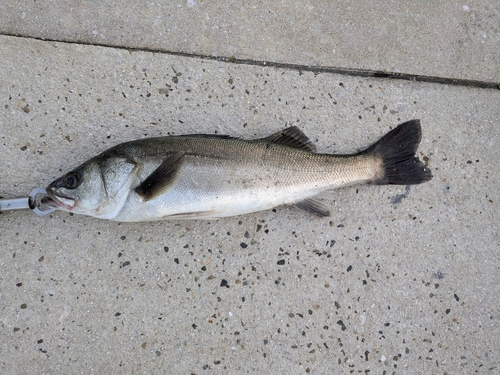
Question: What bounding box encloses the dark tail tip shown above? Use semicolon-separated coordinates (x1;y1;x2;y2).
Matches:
365;120;433;185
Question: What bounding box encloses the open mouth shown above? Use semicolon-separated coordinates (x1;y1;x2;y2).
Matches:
43;190;76;211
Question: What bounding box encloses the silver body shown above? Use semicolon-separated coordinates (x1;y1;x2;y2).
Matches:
46;134;380;221
112;138;378;221
45;121;431;222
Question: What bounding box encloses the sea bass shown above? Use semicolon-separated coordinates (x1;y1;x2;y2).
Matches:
44;120;432;221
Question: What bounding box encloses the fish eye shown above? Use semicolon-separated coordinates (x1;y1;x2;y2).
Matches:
64;172;80;189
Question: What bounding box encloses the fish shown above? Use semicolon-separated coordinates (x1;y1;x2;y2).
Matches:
44;120;432;221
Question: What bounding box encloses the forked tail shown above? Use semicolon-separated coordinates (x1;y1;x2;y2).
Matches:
364;120;432;185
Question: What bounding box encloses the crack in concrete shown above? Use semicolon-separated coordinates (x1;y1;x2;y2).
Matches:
3;33;499;90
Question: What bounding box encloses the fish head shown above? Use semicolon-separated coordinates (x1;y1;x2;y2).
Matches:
45;159;108;215
45;156;138;218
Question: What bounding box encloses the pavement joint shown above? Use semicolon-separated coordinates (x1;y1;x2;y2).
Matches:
3;32;499;90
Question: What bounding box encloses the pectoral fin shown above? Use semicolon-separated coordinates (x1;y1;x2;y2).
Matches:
135;152;184;201
294;198;330;218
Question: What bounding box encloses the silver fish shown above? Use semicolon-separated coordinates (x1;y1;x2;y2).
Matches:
44;120;432;221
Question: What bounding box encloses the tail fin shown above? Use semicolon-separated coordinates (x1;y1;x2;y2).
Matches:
364;120;432;185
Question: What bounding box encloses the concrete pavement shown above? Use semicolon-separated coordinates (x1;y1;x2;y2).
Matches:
1;2;499;374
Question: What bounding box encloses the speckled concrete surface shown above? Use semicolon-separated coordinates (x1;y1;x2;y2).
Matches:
0;8;499;375
1;1;499;82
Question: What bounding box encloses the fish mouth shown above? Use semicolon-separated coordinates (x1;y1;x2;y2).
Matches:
43;189;76;211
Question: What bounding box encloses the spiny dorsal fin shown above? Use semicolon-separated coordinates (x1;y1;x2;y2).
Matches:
294;198;330;217
262;126;316;152
135;151;184;201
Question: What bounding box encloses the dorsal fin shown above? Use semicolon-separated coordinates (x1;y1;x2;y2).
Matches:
262;126;316;152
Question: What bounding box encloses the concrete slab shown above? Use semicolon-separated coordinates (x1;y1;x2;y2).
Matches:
1;35;499;374
1;1;499;82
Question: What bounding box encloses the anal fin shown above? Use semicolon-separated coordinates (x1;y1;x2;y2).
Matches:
294;198;330;218
135;152;184;201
